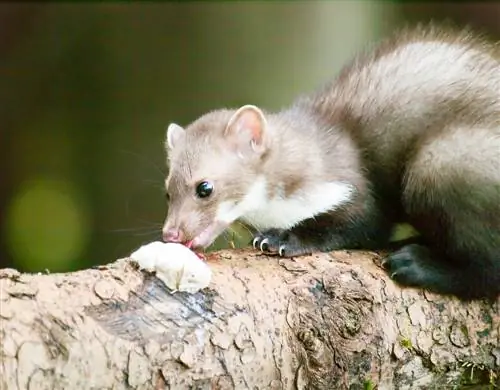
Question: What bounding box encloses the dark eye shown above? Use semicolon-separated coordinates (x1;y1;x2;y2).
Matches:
195;181;214;198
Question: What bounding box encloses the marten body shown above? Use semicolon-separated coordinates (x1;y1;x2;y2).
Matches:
162;25;500;300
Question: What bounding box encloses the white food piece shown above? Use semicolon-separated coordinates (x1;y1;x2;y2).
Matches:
130;241;211;293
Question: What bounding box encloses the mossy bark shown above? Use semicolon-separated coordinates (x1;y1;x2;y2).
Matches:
1;249;499;389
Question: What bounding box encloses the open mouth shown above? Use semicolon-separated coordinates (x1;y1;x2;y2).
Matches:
190;220;229;250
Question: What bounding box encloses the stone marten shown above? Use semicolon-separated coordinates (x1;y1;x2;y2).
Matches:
162;24;500;300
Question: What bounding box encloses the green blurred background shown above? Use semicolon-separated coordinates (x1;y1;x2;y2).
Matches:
1;2;499;273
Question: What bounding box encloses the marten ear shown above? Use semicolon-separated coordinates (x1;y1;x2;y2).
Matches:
166;123;185;150
225;105;267;156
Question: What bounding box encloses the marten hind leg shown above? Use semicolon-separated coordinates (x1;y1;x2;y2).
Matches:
383;125;500;300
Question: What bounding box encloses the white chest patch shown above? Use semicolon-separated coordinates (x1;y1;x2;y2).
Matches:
215;177;354;230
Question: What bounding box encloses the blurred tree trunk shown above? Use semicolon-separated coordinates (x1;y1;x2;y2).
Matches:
1;249;499;389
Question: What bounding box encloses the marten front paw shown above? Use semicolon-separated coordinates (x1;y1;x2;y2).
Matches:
382;244;436;287
252;229;313;257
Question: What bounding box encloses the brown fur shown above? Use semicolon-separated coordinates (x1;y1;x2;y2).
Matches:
163;23;500;299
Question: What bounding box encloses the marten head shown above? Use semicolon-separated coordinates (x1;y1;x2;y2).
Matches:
162;105;271;249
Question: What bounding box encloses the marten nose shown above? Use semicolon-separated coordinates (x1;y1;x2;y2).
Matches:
162;228;184;243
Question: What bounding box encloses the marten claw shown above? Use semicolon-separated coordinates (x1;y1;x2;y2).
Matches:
252;230;306;257
259;238;269;251
278;245;286;257
252;236;270;252
252;236;268;251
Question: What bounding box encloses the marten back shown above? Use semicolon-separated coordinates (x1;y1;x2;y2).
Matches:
299;25;500;186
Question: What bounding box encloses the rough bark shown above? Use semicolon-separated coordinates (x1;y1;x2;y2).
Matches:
0;249;499;390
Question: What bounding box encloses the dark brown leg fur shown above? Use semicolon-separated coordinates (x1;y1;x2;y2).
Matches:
252;192;393;257
384;128;500;300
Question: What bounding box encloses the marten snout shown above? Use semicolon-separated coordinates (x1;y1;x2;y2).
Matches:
162;227;185;243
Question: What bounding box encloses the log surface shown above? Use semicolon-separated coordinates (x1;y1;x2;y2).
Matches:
1;249;499;390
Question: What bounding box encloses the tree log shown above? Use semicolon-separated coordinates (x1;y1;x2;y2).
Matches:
1;249;499;390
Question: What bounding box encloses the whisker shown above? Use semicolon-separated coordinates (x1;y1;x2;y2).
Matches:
185;150;192;179
108;227;159;233
131;219;164;228
141;180;166;191
108;230;159;238
118;149;166;178
107;221;162;235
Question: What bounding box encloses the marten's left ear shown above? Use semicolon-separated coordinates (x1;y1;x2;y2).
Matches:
225;105;268;156
166;123;185;150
